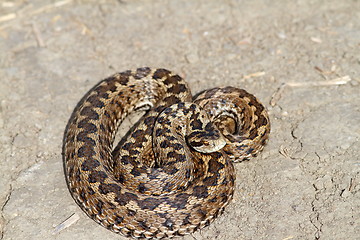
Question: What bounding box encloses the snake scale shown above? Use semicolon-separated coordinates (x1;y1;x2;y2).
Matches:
63;67;270;239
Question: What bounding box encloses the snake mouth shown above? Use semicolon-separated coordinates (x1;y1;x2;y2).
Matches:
187;136;227;153
134;100;154;111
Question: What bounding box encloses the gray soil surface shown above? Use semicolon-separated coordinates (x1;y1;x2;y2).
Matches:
1;1;359;239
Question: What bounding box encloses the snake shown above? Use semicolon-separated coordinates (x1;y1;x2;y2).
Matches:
63;67;270;239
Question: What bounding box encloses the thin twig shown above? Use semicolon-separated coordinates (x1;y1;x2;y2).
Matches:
53;213;80;234
31;22;45;47
286;75;351;87
0;13;16;23
270;83;286;107
270;76;351;106
243;71;266;80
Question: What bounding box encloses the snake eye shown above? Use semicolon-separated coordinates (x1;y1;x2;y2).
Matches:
202;141;209;146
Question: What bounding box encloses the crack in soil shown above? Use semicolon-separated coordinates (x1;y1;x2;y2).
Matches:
0;184;13;240
310;183;323;240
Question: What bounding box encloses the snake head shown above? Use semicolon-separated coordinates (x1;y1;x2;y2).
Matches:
187;122;226;153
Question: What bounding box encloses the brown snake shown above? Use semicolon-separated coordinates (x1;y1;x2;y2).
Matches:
63;67;270;239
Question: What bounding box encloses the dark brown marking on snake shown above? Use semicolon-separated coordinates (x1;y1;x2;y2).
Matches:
121;142;134;150
80;107;99;120
79;189;87;202
236;144;247;151
88;171;108;183
87;186;96;195
220;177;231;186
260;137;268;146
132;129;145;139
203;219;211;228
169;193;190;209
163;95;182;105
117;75;129;86
204;122;217;134
115;215;124;224
257;114;269;130
166;152;186;162
99;123;106;132
114;192;139;206
144;116;156;126
185;169;191;179
95;200;104;215
166;135;176;142
220;87;234;94
129;149;141;156
172;143;183;151
137;197;162;211
196;208;207;221
77;145;96;158
193;185;209;199
108;83;118;93
98;183;122;195
208;155;224;173
75;169;81;182
246;147;255;155
159;140;170;148
97;80;116;94
190;118;203;130
98;92;109;100
188;103;196;110
182;215;191;225
156;115;169;125
163;75;182;85
86;94;105;108
152;68;171;79
68;152;75;161
169;84;187;94
81;158;100;171
138;221;150;231
208;196;218;203
116;173;125;184
76;132;96;145
65;131;75;144
138;233;146;239
182;107;190;115
164;167;178;176
137;183;147;194
77;120;98;133
155;128;170;137
134;67;151;79
203;175;219;186
104;110;111;119
204;88;218;99
219;192;230;204
130;167;143;177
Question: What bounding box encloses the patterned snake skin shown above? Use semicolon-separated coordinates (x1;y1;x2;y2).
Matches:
63;67;270;239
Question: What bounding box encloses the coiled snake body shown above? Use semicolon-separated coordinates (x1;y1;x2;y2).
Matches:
63;67;270;239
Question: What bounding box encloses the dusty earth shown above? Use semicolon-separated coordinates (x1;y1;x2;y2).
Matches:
0;0;359;239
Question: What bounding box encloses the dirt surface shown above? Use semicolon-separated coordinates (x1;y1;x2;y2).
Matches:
0;1;359;239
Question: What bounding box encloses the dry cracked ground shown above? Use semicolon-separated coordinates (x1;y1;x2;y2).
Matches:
0;1;359;240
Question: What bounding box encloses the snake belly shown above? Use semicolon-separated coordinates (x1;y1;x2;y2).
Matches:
63;67;270;239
